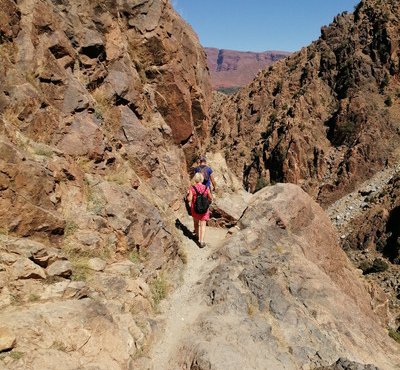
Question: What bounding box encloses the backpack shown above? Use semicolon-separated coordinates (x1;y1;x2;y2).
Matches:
192;186;209;214
199;166;210;185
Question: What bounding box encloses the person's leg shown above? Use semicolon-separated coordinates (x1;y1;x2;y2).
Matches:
199;220;206;245
193;218;199;239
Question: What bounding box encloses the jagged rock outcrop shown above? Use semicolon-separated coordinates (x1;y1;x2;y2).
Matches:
344;174;400;260
0;0;211;367
173;184;400;370
210;0;400;206
205;47;290;90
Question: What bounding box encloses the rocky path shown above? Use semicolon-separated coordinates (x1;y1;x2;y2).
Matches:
145;224;228;370
326;163;400;237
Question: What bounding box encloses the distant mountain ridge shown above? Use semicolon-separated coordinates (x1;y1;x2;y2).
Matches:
205;47;291;90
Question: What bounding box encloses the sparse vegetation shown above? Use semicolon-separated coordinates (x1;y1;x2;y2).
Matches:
272;81;282;96
29;294;40;302
64;221;79;237
178;247;188;265
105;166;131;185
129;250;140;263
62;243;93;281
359;258;389;275
217;86;241;95
51;340;68;352
0;227;9;236
33;144;54;157
84;179;106;215
269;112;277;124
1;106;22;127
247;300;258;317
9;351;24;360
389;328;400;343
384;96;393;107
255;177;268;192
70;256;91;282
150;275;168;308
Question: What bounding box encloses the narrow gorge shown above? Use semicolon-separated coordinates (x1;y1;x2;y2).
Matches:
0;0;399;369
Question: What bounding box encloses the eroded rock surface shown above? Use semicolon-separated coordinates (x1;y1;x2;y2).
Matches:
210;0;400;206
0;0;211;367
172;184;400;370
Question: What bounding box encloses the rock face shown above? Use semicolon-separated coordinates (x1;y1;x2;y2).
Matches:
0;0;211;367
173;184;400;370
205;47;290;90
210;0;400;206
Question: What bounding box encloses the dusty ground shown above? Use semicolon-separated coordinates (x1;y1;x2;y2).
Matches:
140;224;228;370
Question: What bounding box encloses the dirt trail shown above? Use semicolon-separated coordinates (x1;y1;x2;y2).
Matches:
146;223;228;370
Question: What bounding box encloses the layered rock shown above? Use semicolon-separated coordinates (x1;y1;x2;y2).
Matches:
0;0;211;367
205;47;290;90
210;0;400;206
173;184;400;369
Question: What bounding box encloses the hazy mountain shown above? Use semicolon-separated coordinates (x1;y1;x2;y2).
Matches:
205;47;290;91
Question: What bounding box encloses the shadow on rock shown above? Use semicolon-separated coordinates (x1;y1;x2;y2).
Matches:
175;219;198;245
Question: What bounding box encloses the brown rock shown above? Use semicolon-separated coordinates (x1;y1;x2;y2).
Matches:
11;259;46;280
210;0;400;207
46;260;72;278
87;258;106;272
171;184;399;370
205;47;290;90
0;327;16;352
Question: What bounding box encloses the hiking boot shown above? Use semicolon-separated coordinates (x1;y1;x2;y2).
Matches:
199;242;207;248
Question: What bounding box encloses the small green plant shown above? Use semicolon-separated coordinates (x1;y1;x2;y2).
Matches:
255;177;268;192
389;328;400;343
150;275;168;308
247;301;258;317
384;96;393;107
217;86;241;95
269;112;277;124
71;258;91;281
64;221;78;237
51;340;68;352
178;247;188;265
105;171;129;185
272;81;282;96
129;250;140;263
62;243;92;281
29;294;40;302
84;181;106;215
10;351;24;360
359;258;389;275
33;145;54;157
1;106;22;127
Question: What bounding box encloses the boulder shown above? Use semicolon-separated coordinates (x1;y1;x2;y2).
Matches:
87;258;106;272
11;259;46;280
46;260;73;278
0;327;16;352
172;184;400;370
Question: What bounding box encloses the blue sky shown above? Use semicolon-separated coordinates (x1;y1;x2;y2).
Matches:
173;0;359;52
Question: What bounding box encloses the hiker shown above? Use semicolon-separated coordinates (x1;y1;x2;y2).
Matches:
187;172;212;248
194;156;216;191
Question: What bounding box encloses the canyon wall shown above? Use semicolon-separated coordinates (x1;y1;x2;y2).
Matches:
210;0;400;207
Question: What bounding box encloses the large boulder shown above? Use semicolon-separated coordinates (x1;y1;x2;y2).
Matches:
169;184;400;369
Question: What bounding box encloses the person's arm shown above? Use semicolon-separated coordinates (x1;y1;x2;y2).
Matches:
207;189;212;202
187;189;193;205
210;173;216;191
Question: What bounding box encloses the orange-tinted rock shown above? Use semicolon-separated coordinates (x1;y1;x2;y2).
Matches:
210;0;400;207
205;47;290;90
